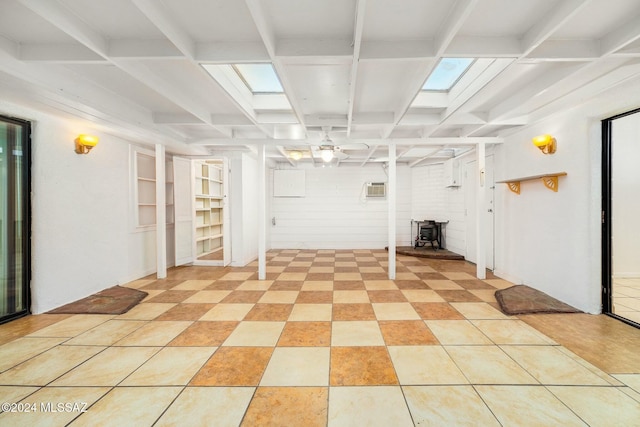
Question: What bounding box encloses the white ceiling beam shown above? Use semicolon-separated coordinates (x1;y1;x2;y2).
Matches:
411;92;449;109
388;0;479;136
108;39;183;59
445;36;522;58
360;40;434;61
304;115;348;127
520;0;592;55
409;147;446;168
399;113;441;126
352;112;394;125
19;43;106;63
528;39;600;61
211;114;255;126
276;146;295;166
256;112;299;124
153;113;203;125
347;0;366;138
203;137;503;146
599;12;640;56
245;0;307;131
277;39;353;63
195;42;270;63
360;145;377;166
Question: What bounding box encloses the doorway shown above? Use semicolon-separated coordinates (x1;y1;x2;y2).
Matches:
602;108;640;328
464;154;495;270
0;115;31;324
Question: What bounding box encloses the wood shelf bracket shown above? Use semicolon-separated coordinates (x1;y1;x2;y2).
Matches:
497;172;566;195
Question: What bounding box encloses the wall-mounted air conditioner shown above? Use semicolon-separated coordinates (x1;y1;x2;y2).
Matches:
366;182;386;198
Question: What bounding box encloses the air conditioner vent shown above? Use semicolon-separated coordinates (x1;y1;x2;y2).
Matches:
366;182;386;198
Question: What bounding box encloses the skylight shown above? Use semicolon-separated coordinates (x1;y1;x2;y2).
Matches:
232;63;284;93
422;58;474;91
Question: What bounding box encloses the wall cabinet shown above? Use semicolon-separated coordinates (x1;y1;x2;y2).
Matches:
443;158;461;187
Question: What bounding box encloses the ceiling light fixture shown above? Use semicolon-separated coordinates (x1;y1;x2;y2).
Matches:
289;150;303;160
320;146;334;162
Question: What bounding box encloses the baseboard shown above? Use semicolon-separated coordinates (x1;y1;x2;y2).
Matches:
612;273;640;279
492;269;522;285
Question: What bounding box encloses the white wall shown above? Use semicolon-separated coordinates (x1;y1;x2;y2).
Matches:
229;153;259;266
611;111;640;277
493;78;640;313
0;101;180;313
270;164;411;249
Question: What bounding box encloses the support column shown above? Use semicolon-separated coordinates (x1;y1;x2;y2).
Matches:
155;143;167;279
475;142;486;280
388;141;396;280
257;144;266;280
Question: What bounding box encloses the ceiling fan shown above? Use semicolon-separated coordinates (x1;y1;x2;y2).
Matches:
309;129;369;163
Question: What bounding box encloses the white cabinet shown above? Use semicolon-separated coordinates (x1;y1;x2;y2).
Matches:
443;158;461;187
194;160;224;260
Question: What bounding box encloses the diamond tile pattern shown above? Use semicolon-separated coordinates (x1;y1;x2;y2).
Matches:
0;249;638;426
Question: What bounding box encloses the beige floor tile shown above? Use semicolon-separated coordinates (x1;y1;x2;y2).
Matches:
0;345;104;386
395;272;420;280
401;290;445;302
114;321;191;346
446;346;537;384
334;290;369;303
199;304;254;321
501;346;613;385
65;320;146;346
550;386;640;425
172;280;215;290
0;337;66;372
469;289;498;302
441;272;477;280
483;279;516;289
301;281;334;291
556;346;624;386
614;374;640;393
0;387;109;427
359;266;385;273
355;256;377;262
0;386;39;407
121;347;215;386
335;262;357;268
52;347;160;386
331;321;384;346
237;280;273;291
260;347;330;386
182;290;232;303
288;304;332;321
328;386;413;427
277;272;308;281
27;315;113;338
272;256;296;262
220;272;254;281
472;320;556;345
403;386;500;426
309;267;335;273
291;261;313;267
69;386;181;427
258;291;299;303
364;280;398;290
141;290;164;302
425;280;464;290
372;303;420;320
222;321;285;346
122;279;155;289
450;302;509;319
156;387;254;427
266;266;286;273
476;386;587;426
405;265;437;273
334;273;362;281
426;320;492;345
116;303;176;320
388;346;468;385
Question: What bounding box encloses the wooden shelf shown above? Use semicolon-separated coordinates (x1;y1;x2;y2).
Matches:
496;172;567;194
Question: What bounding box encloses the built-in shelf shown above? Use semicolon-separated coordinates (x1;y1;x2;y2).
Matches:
194;160;225;259
497;172;567;194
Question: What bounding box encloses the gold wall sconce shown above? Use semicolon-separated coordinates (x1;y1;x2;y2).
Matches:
532;134;556;154
74;134;99;154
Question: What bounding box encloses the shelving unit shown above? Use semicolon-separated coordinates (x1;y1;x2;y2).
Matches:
497;172;567;194
135;152;175;227
194;160;224;259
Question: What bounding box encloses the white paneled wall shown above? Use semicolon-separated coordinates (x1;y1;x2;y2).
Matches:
270;164;411;249
410;163;466;255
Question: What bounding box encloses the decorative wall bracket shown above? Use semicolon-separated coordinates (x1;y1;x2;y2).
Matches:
497;172;567;195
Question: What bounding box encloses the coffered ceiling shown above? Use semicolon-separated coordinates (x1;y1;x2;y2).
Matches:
1;0;639;165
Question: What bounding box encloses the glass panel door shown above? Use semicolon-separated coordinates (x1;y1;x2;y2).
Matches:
0;115;31;324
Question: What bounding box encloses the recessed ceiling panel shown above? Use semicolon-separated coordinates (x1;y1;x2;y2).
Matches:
0;0;78;43
285;63;351;115
552;0;640;39
363;0;453;40
460;0;559;37
265;0;356;39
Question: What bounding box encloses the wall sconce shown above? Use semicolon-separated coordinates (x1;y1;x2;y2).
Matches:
532;134;556;154
74;134;99;154
288;150;303;161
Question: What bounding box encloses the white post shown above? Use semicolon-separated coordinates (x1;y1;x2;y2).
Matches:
476;142;486;280
257;143;266;280
388;141;397;280
155;143;167;279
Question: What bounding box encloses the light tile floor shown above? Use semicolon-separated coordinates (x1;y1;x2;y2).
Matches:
613;277;640;324
1;249;639;426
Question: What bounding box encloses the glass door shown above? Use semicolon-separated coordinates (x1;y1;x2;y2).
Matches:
0;115;31;324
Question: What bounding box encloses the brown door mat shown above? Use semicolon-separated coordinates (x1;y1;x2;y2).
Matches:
495;285;581;315
386;246;465;260
47;286;148;315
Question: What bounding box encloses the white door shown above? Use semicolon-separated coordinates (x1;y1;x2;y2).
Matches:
173;157;195;266
464;155;495;270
